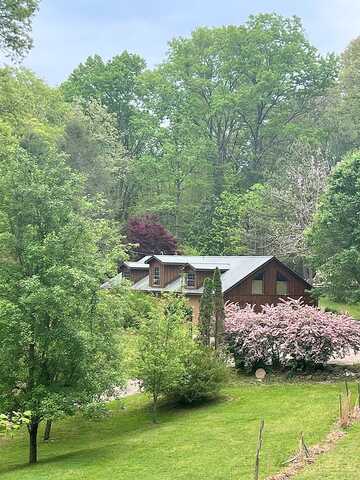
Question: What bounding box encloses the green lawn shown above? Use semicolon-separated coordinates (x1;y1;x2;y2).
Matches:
295;422;360;480
320;297;360;319
0;380;351;480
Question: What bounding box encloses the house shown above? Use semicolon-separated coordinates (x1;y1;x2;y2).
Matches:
105;255;314;321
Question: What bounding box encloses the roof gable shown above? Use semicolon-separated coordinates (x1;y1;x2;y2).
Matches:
133;255;278;293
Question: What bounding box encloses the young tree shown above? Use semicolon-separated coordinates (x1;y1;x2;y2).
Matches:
213;268;225;349
126;214;178;258
199;278;213;346
308;150;360;302
136;295;189;421
0;144;125;464
0;0;39;59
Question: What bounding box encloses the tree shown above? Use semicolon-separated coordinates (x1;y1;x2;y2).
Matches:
0;142;125;464
160;14;337;193
308;150;360;302
262;141;331;279
213;268;225;349
126;214;178;258
198;278;213;346
0;0;39;59
61;52;150;156
60;99;133;221
136;295;189;421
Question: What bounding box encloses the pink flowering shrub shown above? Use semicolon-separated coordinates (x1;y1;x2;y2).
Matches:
225;298;360;371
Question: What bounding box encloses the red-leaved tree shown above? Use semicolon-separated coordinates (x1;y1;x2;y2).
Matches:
126;214;178;258
225;298;360;371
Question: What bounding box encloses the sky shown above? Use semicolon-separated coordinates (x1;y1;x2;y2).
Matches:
10;0;360;85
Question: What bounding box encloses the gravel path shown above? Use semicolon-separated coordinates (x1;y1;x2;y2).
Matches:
121;379;141;397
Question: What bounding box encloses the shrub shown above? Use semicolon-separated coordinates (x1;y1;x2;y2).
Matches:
225;298;360;371
168;346;228;405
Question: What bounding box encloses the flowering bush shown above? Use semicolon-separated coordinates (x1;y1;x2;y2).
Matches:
225;298;360;371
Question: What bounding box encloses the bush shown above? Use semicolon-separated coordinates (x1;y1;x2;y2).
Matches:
121;291;158;329
168;346;228;405
225;298;360;371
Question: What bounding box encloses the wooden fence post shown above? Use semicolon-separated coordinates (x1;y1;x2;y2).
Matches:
254;419;265;480
339;394;343;424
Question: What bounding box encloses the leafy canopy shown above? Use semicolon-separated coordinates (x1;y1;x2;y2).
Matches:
0;0;39;59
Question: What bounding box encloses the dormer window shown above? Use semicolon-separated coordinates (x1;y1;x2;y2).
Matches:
252;271;264;295
186;271;196;288
153;266;160;286
276;272;288;295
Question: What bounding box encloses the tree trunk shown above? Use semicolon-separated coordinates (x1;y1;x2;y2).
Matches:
152;393;158;423
43;419;52;441
28;421;39;464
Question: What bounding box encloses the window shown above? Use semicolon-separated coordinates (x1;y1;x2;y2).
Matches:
186;271;196;288
153;266;160;286
252;271;264;295
122;270;130;281
276;272;288;295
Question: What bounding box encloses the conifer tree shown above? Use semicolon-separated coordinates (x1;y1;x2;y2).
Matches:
199;278;213;346
213;268;225;349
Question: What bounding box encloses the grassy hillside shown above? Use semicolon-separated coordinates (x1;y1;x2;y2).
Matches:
295;422;360;480
320;297;360;320
0;380;350;480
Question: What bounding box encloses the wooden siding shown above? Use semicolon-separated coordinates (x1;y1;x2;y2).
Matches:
195;271;213;289
148;260;180;288
119;266;148;284
224;258;315;310
187;295;201;323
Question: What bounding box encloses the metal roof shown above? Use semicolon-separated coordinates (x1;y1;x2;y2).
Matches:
131;255;274;294
123;261;149;270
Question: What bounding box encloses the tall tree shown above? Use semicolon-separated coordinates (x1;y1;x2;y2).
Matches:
0;142;125;464
0;0;39;59
61;52;152;157
160;14;337;194
61;99;132;221
213;268;225;349
198;278;213;346
308;150;360;302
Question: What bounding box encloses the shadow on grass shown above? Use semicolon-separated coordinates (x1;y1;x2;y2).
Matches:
0;443;121;475
0;395;227;475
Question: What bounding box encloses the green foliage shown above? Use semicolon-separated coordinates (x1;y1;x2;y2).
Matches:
81;402;110;421
0;0;39;58
199;278;213;346
61;52;147;155
0;138;126;463
120;291;159;329
0;410;31;436
168;346;228;405
189;186;273;255
61;99;130;220
161;14;337;192
308;150;360;302
136;295;191;420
